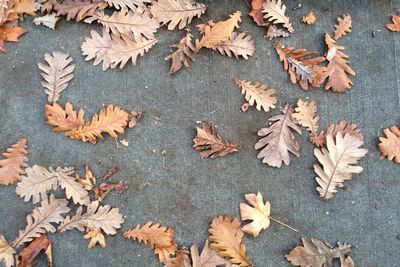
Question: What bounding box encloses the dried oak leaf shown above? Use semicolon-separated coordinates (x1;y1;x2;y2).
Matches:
292;99;319;134
124;221;177;264
0;0;10;24
76;164;96;191
0;234;15;267
150;0;206;30
17;234;51;267
81;30;158;70
239;192;270;237
195;11;241;51
311;120;363;147
16;165;90;205
66;104;129;144
275;42;326;90
191;240;230;267
38;51;75;103
105;0;151;10
209;32;255;59
314;133;368;200
265;25;289;40
58;201;124;235
45;102;85;132
302;11;316;25
249;0;265;26
333;14;352;40
13;196;70;248
255;104;302;168
85;9;159;41
208;216;252;267
12;0;36;17
262;0;294;33
0;137;28;186
193;121;239;158
378;125;400;164
54;0;107;21
33;13;60;30
164;247;191;267
386;15;400;32
286;237;352;267
0;25;27;53
83;228;106;249
165;29;195;75
234;79;277;112
324;34;355;93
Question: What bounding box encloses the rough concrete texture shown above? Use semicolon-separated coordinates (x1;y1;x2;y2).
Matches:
0;0;399;266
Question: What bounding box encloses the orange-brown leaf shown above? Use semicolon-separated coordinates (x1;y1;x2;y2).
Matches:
164;247;191;267
0;25;27;53
165;30;195;75
193;121;239;158
54;0;107;22
311;120;363;147
386;15;400;32
44;102;85;132
378;125;400;164
302;11;316;25
12;0;36;17
249;0;265;26
333;14;352;40
0;138;28;186
17;235;51;267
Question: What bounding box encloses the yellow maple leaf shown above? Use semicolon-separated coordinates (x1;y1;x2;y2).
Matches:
239;192;271;237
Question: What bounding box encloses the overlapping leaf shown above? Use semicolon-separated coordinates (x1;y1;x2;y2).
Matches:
386;15;400;32
0;138;28;186
262;0;293;33
311;120;363;147
249;0;265;26
45;102;85;132
234;79;277;112
0;235;15;267
292;99;319;134
209;32;255;59
105;0;151;10
54;0;107;21
165;30;195;74
83;228;106;248
191;240;229;267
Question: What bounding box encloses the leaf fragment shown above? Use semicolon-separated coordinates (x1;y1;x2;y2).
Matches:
0;137;28;186
17;234;51;267
33;13;60;30
265;24;289;40
386;15;400;32
292;99;319;134
234;79;277;112
83;228;106;249
165;29;195;75
378;125;400;164
193;122;240;158
302;11;316;25
311;120;363;147
262;0;294;33
191;240;229;267
249;0;266;26
333;14;352;40
0;234;15;267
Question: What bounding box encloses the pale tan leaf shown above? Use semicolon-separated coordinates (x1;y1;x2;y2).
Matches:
310;120;363;147
209;32;254;59
165;29;195;74
208;216;252;267
292;99;319;134
124;221;177;264
191;240;229;267
83;228;106;249
239;192;270;237
56;167;91;206
314;133;368;200
58;201;124;235
81;30;112;71
150;0;206;30
265;25;289;40
255;104;301;168
54;0;107;21
44;102;85;132
342;256;355;267
378;125;400;164
193;121;240;158
13;195;70;248
0;138;28;186
33;13;60;30
85;9;159;40
0;0;10;24
76;164;96;190
234;79;277;112
262;0;294;33
302;11;316;25
164;247;191;267
38;51;75;103
386;15;400;32
105;0;151;10
0;234;15;267
286;237;352;267
333;14;352;40
195;11;241;51
66;104;129;143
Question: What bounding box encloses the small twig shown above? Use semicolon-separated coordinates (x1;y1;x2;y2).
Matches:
270;217;299;232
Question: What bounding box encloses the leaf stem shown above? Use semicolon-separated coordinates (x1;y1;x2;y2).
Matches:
270;217;299;232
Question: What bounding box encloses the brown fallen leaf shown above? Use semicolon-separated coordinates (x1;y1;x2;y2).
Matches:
0;137;28;186
17;235;51;267
262;0;294;33
286;237;352;267
265;25;289;40
333;14;352;40
150;0;206;30
191;240;230;267
76;164;96;191
274;42;326;90
128;111;142;128
292;99;319;134
94;180;127;201
45;102;85;132
314;133;368;200
209;32;255;59
386;15;400;32
302;11;316;25
324;34;355;93
104;0;151;10
124;221;177;264
12;0;36;17
164;247;191;267
38;51;75;103
234;79;277;112
0;25;27;53
165;29;195;75
208;216;252;267
249;0;265;26
0;234;16;267
378;125;400;164
83;228;106;249
311;120;363;147
255;104;302;168
195;11;241;51
193;121;239;158
54;0;107;21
